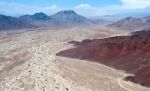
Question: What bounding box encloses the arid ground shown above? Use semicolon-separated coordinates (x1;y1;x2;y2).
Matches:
0;27;150;91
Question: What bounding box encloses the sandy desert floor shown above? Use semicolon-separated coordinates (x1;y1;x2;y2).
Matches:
0;26;150;91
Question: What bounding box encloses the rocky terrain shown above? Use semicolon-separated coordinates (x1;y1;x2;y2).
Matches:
1;27;150;91
57;29;150;87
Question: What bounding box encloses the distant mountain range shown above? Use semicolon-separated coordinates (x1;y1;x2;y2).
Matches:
0;10;94;30
108;16;150;31
0;14;32;30
19;10;91;27
1;10;150;31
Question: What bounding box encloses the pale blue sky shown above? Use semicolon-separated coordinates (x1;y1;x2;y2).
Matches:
0;0;121;7
0;0;150;16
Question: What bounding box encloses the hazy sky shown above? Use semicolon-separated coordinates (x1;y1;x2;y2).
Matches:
0;0;150;16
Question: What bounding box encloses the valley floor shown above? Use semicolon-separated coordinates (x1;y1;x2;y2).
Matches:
0;27;149;91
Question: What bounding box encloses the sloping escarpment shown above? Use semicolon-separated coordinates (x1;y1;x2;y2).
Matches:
56;30;150;87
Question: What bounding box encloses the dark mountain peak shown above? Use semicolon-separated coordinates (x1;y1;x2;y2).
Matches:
32;12;49;20
18;12;50;27
19;12;49;19
19;12;50;24
125;16;135;20
50;10;90;25
0;14;8;17
33;12;47;17
0;14;14;19
54;10;77;16
121;17;139;22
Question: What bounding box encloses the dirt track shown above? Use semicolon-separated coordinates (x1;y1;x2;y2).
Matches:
0;27;149;91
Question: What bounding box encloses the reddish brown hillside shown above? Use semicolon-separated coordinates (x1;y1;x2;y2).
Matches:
56;30;150;87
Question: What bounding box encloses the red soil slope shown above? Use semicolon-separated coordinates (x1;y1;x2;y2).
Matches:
56;30;150;87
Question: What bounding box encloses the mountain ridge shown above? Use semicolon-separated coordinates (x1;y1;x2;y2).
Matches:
108;16;150;31
0;10;94;30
